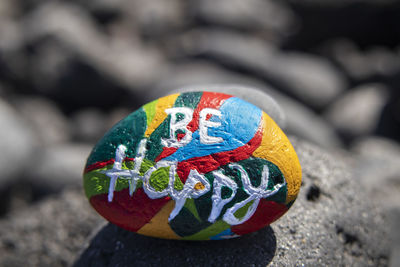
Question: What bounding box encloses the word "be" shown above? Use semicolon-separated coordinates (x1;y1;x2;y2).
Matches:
161;107;223;148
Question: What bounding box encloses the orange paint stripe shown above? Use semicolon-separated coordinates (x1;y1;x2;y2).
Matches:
144;93;179;137
252;112;302;203
137;200;181;239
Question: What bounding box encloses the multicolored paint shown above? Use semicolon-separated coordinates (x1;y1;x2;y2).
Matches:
83;92;302;240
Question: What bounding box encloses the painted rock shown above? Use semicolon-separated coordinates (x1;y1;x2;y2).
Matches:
83;91;302;240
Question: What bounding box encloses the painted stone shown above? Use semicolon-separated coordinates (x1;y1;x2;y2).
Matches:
83;91;302;240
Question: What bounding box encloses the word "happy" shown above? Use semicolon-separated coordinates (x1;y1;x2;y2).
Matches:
102;139;286;225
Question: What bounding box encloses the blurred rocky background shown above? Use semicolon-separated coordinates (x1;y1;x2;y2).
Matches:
0;0;399;266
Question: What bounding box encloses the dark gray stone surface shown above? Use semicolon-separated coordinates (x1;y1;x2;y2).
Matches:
0;190;104;267
72;138;389;266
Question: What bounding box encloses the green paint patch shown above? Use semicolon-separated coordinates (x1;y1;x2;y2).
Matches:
174;174;184;191
183;220;231;240
234;199;255;219
86;108;147;167
84;165;129;199
221;186;233;199
139;159;154;175
83;160;149;199
184;198;201;222
169;208;212;237
265;185;287;203
194;173;214;221
143;99;158;127
149;167;169;192
146;117;171;162
174;92;203;109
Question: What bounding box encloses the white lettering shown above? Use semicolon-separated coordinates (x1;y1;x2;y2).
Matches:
199;108;223;144
208;170;238;223
161;107;193;148
101;139;285;225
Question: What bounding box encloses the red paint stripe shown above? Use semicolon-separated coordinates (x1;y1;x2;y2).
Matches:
84;158;134;173
90;188;171;232
176;125;263;182
231;200;288;236
187;92;231;133
155;147;178;162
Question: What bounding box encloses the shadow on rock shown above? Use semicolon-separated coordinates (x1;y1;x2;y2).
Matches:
74;223;276;267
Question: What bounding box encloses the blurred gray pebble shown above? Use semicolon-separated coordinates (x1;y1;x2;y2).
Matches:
326;39;400;81
174;29;347;109
16;97;71;145
190;0;297;43
23;1;165;99
0;98;35;187
72;109;106;143
325;83;389;139
25;143;92;192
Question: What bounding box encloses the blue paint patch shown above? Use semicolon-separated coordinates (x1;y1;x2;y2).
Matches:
164;97;262;162
210;228;235;240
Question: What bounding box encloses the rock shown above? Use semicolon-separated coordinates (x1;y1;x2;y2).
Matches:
351;136;400;207
0;98;35;187
389;208;400;267
75;138;389;266
150;62;342;148
324;39;400;81
128;0;185;39
15;96;71;145
84;91;302;240
21;1;165;111
0;189;104;267
325;84;389;141
173;29;347;109
280;94;343;148
376;84;400;143
168;84;286;129
189;0;297;43
25;143;93;192
71;109;106;143
351;137;400;267
71;108;133;144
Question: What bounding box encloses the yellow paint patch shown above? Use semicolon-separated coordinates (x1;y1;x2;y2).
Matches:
194;182;205;190
137;201;181;239
144;93;179;137
253;112;302;203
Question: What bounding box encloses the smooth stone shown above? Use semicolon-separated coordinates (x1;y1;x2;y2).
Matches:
15;96;71;145
26;143;93;192
83;91;301;240
172;29;347;109
0;98;35;187
325;83;389;140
